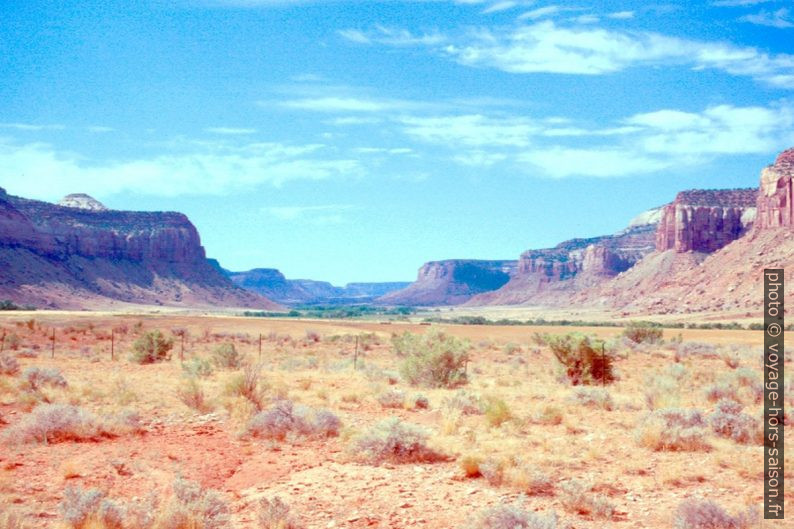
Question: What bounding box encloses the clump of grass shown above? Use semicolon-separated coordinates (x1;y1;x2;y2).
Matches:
622;322;663;344
246;400;340;441
483;396;512;427
377;389;406;409
0;353;20;375
177;377;213;413
532;405;563;426
211;343;242;369
675;342;717;361
545;333;614;386
161;477;230;529
224;362;268;411
182;356;214;378
60;486;125;529
258;496;302;529
393;329;470;388
558;480;616;519
708;399;761;444
635;408;710;452
443;390;484;415
349;417;446;465
568;387;613;411
471;504;562;529
4;404;141;444
673;498;758;529
130;330;173;364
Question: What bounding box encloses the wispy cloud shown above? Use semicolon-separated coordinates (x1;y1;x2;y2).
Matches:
204;127;258;135
436;21;794;87
339;25;446;46
0;122;65;131
740;8;794;28
0;139;362;200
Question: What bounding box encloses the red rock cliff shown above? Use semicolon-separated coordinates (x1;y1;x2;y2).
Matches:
756;148;794;230
655;189;757;253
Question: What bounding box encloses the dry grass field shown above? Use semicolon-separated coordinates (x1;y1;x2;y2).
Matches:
0;313;790;528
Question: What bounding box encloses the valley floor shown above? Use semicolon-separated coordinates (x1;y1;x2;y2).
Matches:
0;313;789;528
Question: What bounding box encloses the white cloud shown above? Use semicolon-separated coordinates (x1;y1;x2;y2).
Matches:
417;20;794;87
0;139;362;200
204;127;258;135
740;8;794;28
519;148;673;178
607;11;634;19
340;26;445;47
0;123;65;131
398;114;539;146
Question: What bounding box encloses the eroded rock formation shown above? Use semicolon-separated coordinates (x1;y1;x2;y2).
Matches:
756;148;794;230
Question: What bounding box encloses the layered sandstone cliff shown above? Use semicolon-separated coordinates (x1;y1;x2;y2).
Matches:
0;189;278;309
467;210;660;306
377;260;517;306
655;189;757;253
578;148;794;316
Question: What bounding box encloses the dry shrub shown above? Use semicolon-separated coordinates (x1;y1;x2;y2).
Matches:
130;330;173;364
443;390;484;415
211;343;242;369
635;408;710;452
246;400;340;441
532;405;563;426
0;353;19;376
177;377;212;413
673;498;758;529
350;418;447;465
23;366;67;391
622;322;663;344
258;496;302;529
225;362;267;411
3;404;141;444
393;329;470;388
161;477;230;529
483;396;512;427
568;387;613;411
558;480;616;519
708;399;761;444
546;333;614;386
377;389;406;409
471;504;563;529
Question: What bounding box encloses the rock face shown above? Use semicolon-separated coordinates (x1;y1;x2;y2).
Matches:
577;147;794;316
468;210;659;306
227;268;410;305
58;193;109;211
756;148;794;230
377;260;517;306
655;189;757;253
0;190;279;309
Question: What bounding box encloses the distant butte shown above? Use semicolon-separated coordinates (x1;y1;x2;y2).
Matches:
57;193;109;211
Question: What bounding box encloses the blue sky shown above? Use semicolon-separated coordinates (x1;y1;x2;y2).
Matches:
1;0;793;284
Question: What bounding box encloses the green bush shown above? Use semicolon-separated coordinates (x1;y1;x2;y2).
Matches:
622;322;663;344
393;329;470;388
546;333;614;386
130;330;173;364
210;343;242;369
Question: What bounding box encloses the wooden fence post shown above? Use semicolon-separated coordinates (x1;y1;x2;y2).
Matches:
353;335;359;370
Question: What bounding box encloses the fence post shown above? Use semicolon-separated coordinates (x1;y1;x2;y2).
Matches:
180;333;185;363
353;335;359;370
51;328;55;359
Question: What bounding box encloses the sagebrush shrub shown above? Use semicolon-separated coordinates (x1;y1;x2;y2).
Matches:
569;387;614;411
182;357;214;378
622;322;663;344
211;343;242;369
558;480;615;519
163;477;230;529
350;417;446;464
225;362;267;411
708;399;760;444
472;504;561;529
483;396;512;427
23;367;67;390
131;330;173;364
635;408;710;452
177;377;212;413
443;390;484;415
0;353;19;375
258;496;302;529
393;329;470;388
246;400;340;440
3;404;140;444
377;389;406;409
673;498;758;529
546;333;614;386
